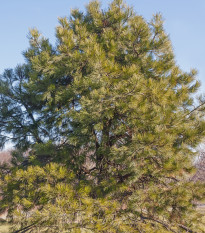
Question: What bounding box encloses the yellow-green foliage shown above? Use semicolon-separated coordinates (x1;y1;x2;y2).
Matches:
0;0;205;232
1;164;135;232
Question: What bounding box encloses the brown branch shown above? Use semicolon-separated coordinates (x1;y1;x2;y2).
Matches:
178;224;196;233
140;215;177;233
14;221;39;233
185;101;205;117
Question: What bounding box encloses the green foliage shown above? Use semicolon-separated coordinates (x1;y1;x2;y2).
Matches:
0;163;135;232
0;0;205;232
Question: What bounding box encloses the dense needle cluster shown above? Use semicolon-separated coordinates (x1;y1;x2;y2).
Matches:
0;0;205;232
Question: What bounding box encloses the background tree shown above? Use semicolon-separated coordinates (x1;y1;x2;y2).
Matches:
0;0;205;232
192;145;205;183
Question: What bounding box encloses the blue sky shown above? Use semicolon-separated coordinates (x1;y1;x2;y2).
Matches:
0;0;205;92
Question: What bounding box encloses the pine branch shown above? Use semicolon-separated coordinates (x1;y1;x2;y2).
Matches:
178;224;196;233
186;101;205;117
14;222;39;233
139;215;177;233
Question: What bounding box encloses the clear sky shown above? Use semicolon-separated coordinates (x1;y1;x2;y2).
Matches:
0;0;205;92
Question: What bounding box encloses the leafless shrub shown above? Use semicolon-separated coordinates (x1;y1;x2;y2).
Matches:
191;145;205;182
0;151;11;165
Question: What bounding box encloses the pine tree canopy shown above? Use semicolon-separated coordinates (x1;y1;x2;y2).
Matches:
0;0;205;232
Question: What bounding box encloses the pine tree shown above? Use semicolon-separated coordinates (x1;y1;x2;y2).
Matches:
1;0;205;232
